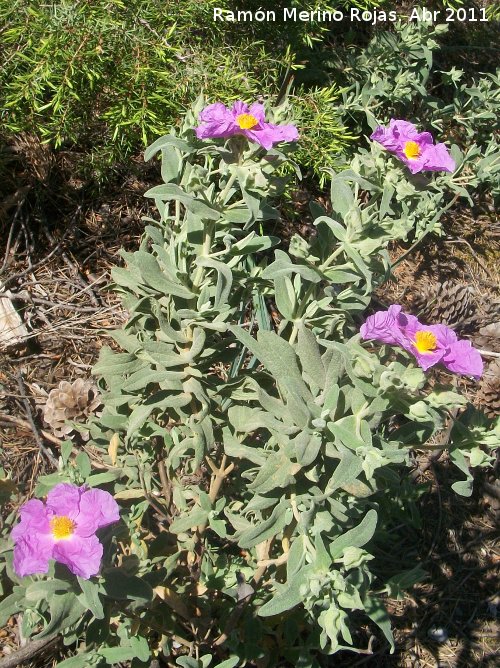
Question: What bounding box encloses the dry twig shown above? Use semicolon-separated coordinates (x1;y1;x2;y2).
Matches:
0;636;59;668
14;371;58;466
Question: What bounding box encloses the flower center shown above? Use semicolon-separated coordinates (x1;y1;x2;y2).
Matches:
50;515;75;540
236;113;258;130
403;141;421;159
414;330;437;354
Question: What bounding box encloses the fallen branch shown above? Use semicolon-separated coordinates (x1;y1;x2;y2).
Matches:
0;413;62;447
15;372;58;467
0;636;58;668
477;349;500;359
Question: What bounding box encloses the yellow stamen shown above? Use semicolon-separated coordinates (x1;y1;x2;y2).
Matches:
236;113;258;130
50;515;75;540
404;141;421;160
414;330;437;354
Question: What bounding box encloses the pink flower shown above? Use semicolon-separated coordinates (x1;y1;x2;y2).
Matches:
12;483;120;579
370;119;455;174
195;101;298;150
399;323;455;371
360;304;419;346
361;306;483;379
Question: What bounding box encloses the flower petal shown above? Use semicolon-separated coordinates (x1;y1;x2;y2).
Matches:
434;324;458;347
46;483;83;520
248;102;266;124
195;103;236;139
246;123;298;150
361;311;398;344
360;304;416;345
409;346;446;371
394;308;421;335
13;533;54;577
421;143;456;173
52;534;103;579
75;488;120;537
371;119;454;174
195;101;298;148
244;127;275;150
370;125;402;152
11;499;51;541
389;119;419;139
199;102;230;123
231;101;250;117
443;340;484;379
399;323;449;370
398;154;427;174
270;122;299;143
360;306;483;378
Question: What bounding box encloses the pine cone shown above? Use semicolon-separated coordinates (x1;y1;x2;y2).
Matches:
474;321;500;354
477;359;500;418
412;280;475;333
43;379;101;440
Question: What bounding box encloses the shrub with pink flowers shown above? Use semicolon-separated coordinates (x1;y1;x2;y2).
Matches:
0;95;497;668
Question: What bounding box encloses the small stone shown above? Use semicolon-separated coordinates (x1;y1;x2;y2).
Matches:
427;626;448;643
487;595;499;618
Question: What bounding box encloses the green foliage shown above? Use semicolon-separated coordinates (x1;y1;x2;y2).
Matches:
3;1;497;188
487;1;500;20
2;98;497;666
0;0;370;179
290;86;356;185
338;20;499;139
333;20;500;202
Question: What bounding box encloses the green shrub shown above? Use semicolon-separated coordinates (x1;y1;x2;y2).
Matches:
1;99;496;666
1;0;383;179
328;20;500;201
2;2;497;185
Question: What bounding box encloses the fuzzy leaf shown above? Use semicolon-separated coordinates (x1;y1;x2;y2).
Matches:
56;656;93;668
329;416;365;450
170;508;209;534
248;452;300;495
323;450;363;495
78;578;104;620
35;593;86;639
196;257;233;307
93;349;145;378
223;430;267;466
102;571;153;604
262;251;322;283
297;325;326;389
329;509;378;559
274;275;296;320
286;535;307;580
364;595;395;652
145;183;220;220
257;330;313;404
0;589;25;627
134;250;194;299
144;133;192;161
293;432;322;467
238;502;291;549
258;576;305;617
330;177;354;217
126;404;154;439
